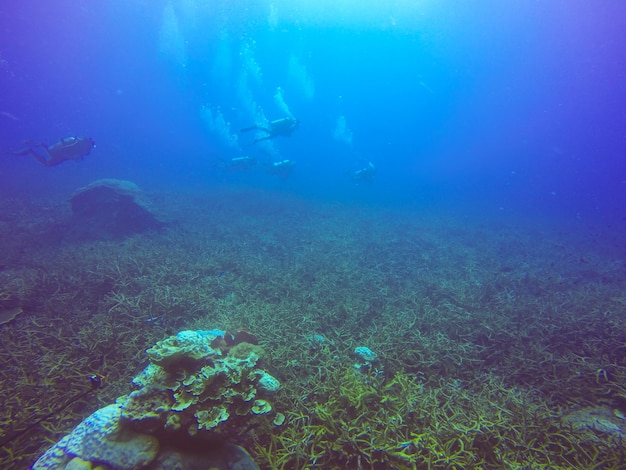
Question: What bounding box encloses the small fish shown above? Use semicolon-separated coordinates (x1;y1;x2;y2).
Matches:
145;317;158;323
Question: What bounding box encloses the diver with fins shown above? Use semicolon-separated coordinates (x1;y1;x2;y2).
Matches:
267;159;296;178
240;117;299;144
216;153;294;178
13;136;96;167
219;155;257;171
349;161;376;183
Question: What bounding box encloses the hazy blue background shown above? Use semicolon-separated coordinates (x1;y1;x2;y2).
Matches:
1;0;625;221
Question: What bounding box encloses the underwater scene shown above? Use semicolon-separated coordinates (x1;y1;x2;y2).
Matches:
1;1;626;469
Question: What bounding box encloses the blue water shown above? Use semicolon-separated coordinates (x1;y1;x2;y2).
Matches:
1;0;625;221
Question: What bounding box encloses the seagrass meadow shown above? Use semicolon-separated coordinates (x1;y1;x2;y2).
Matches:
1;185;626;469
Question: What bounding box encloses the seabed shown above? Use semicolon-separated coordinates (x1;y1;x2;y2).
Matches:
1;185;625;469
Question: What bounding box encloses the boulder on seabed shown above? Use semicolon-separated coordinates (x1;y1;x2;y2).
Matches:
69;179;163;239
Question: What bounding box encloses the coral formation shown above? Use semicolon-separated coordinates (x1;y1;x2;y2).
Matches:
123;329;280;438
31;328;275;469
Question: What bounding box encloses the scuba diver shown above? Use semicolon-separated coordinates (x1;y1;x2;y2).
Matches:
350;161;377;182
267;159;296;178
240;117;299;144
219;155;257;171
13;136;96;167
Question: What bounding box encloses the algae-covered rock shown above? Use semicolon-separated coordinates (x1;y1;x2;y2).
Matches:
563;406;626;438
354;346;380;373
32;435;72;470
33;404;159;470
69;178;163;239
64;404;159;469
256;370;281;393
354;346;378;363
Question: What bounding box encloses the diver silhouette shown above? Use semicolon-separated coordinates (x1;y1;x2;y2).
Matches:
350;162;376;182
240;117;299;144
13;136;95;167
